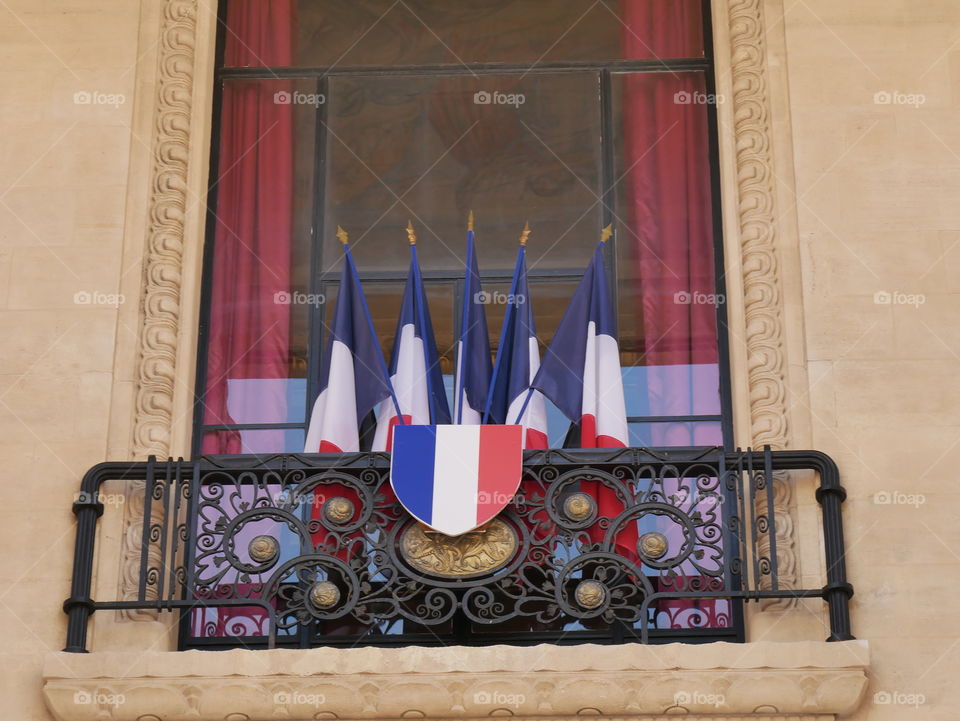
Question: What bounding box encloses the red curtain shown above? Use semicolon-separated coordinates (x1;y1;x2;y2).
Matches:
619;1;726;628
202;0;296;454
621;1;718;444
619;0;703;60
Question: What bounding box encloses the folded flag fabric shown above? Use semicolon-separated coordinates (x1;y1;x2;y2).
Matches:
485;224;548;448
304;227;399;453
373;223;451;451
453;212;492;425
528;229;636;553
529;233;628;448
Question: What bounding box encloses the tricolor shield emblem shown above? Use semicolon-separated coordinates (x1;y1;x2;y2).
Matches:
390;424;523;536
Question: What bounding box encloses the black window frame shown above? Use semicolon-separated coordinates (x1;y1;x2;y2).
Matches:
192;0;734;458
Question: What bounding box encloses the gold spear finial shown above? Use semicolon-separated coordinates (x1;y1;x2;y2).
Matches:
406;220;417;245
600;224;613;244
519;221;531;246
336;225;349;245
467;210;474;231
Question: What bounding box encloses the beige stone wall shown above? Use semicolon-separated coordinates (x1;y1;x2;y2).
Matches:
1;0;958;720
0;1;142;719
784;1;960;718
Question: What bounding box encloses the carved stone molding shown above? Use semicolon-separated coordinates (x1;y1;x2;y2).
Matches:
42;642;869;721
121;0;199;619
117;0;805;619
726;0;799;605
131;0;197;460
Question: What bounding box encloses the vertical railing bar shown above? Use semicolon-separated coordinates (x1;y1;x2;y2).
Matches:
764;445;779;591
155;459;173;602
719;452;734;593
137;456;156;602
167;458;185;602
176;462;202;650
733;450;750;594
746;449;761;594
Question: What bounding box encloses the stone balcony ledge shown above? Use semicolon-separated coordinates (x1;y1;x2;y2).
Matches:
42;640;869;721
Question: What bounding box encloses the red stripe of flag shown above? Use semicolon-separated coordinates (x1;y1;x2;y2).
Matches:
476;425;523;524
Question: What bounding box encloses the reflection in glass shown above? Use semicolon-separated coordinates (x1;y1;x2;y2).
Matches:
223;0;704;68
321;73;602;276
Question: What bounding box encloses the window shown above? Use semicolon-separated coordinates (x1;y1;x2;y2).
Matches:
194;0;730;456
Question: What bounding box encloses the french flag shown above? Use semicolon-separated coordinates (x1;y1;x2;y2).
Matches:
529;230;636;552
529;233;628;448
484;225;548;448
373;223;451;451
390;424;522;536
304;227;400;453
453;212;492;425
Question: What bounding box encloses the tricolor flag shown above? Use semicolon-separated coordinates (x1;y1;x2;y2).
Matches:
373;222;451;451
390;424;523;536
304;227;400;453
453;212;492;424
527;227;635;552
528;228;628;448
484;223;548;448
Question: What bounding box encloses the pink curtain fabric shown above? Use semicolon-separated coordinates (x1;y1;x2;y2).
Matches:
619;1;727;629
619;0;703;60
202;0;296;454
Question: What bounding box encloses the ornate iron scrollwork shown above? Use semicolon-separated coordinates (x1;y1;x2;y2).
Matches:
185;449;739;641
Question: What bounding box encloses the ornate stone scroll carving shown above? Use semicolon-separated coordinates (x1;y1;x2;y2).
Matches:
727;0;799;606
121;0;198;619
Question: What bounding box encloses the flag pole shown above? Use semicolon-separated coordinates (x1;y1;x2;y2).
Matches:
455;211;475;424
512;224;612;425
483;222;530;424
406;220;440;425
338;226;406;424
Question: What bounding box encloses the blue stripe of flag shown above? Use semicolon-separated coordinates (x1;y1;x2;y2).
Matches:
390;425;438;524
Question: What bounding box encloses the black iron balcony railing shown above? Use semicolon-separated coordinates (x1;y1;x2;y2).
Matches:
63;447;853;652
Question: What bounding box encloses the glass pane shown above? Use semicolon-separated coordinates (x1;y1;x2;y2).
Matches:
627;420;722;447
201;78;316;451
320;72;602;277
612;70;721;419
201;428;307;455
223;0;704;68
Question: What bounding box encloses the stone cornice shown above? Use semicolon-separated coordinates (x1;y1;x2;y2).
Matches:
42;641;869;720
